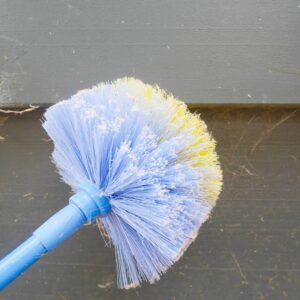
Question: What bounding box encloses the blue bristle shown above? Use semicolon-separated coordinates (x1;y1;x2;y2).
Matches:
42;78;222;289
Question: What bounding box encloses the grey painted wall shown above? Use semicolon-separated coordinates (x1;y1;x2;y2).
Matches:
0;0;299;106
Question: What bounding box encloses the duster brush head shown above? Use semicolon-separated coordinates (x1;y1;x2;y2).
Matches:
43;78;222;289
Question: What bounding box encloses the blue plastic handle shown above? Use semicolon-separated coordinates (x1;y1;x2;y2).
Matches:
0;183;111;290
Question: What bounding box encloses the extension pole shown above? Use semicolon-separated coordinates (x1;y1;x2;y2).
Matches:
0;183;111;290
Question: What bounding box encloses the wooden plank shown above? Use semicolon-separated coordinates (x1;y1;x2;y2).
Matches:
0;1;300;105
0;106;299;299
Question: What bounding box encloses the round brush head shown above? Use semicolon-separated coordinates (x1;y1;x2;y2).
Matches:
43;78;222;289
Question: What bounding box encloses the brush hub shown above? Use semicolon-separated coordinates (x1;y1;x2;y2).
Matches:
70;182;112;222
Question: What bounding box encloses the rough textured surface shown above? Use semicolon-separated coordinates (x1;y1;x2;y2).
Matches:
0;106;299;299
1;1;300;106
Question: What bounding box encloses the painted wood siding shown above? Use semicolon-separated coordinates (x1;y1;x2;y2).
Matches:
0;1;300;106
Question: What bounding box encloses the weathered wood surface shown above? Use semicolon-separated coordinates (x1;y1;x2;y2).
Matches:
1;1;300;106
0;106;299;299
